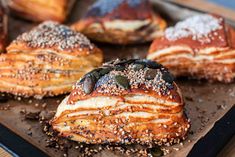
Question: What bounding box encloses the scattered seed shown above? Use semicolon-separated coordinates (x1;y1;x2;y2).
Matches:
133;63;144;71
83;76;95;94
145;69;158;80
161;71;174;83
114;75;130;89
148;147;163;157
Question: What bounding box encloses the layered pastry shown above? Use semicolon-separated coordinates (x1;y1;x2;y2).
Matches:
51;59;190;145
148;14;235;83
0;4;7;53
71;0;166;44
0;21;103;98
6;0;75;22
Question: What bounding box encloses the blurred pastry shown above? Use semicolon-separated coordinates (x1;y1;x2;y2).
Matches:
148;14;235;83
51;59;190;145
71;0;166;44
0;21;103;98
6;0;75;22
0;3;7;53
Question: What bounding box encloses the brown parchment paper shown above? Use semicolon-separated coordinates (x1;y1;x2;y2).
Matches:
0;0;234;157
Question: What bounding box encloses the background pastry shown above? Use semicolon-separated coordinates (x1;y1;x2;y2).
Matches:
5;0;75;22
71;0;166;44
0;21;103;98
0;3;7;53
148;14;235;83
51;59;190;145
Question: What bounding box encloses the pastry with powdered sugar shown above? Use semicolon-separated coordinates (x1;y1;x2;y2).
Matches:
148;14;235;83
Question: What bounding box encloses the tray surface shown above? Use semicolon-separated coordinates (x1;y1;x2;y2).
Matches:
0;1;235;157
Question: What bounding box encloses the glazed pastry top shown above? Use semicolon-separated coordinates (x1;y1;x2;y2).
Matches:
165;14;223;43
68;59;181;104
84;0;152;20
149;14;232;52
11;21;95;53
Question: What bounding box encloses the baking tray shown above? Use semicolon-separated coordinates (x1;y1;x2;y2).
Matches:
0;0;235;157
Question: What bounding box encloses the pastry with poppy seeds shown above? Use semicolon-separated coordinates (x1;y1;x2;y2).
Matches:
51;59;190;145
0;21;103;98
148;14;235;83
71;0;166;44
6;0;75;22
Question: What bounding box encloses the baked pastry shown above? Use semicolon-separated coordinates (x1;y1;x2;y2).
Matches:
71;0;166;44
51;59;190;145
0;3;7;53
6;0;75;22
148;14;235;83
0;21;103;98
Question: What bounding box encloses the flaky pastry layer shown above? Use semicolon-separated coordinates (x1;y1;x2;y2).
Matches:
148;15;235;82
0;21;103;98
52;90;189;145
0;46;102;98
51;59;190;145
71;0;166;44
7;0;74;22
0;4;7;52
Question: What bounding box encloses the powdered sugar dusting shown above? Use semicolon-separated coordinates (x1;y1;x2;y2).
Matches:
165;14;223;43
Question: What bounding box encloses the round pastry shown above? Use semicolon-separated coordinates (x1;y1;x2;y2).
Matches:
51;59;190;145
147;14;235;83
0;21;103;98
71;0;166;44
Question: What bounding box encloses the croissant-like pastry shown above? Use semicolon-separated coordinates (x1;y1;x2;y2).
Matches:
51;59;190;145
71;0;166;44
0;3;7;53
6;0;75;22
0;21;103;98
147;14;235;83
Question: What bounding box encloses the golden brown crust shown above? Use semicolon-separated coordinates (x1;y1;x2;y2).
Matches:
51;59;190;145
0;4;7;53
68;84;182;106
7;0;75;22
9;21;97;55
147;14;235;83
0;21;103;98
71;0;166;44
52;105;189;145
